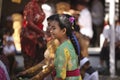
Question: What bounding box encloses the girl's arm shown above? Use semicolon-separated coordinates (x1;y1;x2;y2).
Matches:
30;62;54;80
16;59;46;77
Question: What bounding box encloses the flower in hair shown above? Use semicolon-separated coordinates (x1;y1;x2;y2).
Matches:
69;17;75;23
69;17;75;30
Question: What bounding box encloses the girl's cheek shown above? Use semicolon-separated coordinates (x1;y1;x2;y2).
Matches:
50;30;53;33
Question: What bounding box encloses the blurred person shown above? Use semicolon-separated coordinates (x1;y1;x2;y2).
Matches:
0;32;10;80
99;20;120;71
90;0;104;47
20;0;47;69
42;3;55;31
80;57;99;80
56;1;71;14
16;31;59;80
2;16;17;79
3;30;16;79
98;19;110;69
75;0;93;57
3;16;14;46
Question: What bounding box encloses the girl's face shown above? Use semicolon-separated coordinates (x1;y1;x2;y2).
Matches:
49;21;65;40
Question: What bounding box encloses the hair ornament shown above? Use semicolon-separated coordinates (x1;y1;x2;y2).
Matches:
69;16;75;30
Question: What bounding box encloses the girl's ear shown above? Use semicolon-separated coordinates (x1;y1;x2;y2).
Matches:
62;28;66;34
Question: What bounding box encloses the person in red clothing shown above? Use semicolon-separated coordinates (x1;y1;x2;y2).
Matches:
20;0;47;69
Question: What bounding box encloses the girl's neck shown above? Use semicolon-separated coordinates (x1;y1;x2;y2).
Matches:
59;37;68;44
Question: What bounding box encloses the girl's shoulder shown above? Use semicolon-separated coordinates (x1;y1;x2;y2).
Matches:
57;40;72;50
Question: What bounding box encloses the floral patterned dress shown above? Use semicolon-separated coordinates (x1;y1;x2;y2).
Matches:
20;0;46;69
54;40;82;80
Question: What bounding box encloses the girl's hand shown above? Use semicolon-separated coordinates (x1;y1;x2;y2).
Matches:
16;71;27;78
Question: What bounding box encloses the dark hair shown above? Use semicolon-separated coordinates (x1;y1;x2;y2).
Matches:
0;32;3;53
47;14;72;35
64;14;80;32
47;14;80;55
75;0;88;6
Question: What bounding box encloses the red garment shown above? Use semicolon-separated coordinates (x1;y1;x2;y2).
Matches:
21;0;45;58
52;69;80;77
23;0;45;30
21;32;37;58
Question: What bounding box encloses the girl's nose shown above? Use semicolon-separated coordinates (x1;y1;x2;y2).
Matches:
50;30;52;33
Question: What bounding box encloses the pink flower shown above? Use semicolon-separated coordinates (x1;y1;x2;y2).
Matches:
69;17;75;23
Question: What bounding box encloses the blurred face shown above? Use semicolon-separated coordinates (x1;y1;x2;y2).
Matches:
7;41;13;46
76;4;83;11
49;21;64;40
47;20;54;38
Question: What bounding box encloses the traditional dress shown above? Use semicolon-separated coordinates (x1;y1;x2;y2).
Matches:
21;0;46;69
54;40;82;80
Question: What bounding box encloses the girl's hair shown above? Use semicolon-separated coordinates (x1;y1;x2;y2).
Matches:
47;14;80;55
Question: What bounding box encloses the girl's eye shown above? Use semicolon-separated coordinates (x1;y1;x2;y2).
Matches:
51;26;56;30
53;27;56;30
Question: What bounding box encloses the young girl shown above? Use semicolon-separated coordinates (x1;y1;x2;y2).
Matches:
48;14;82;80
